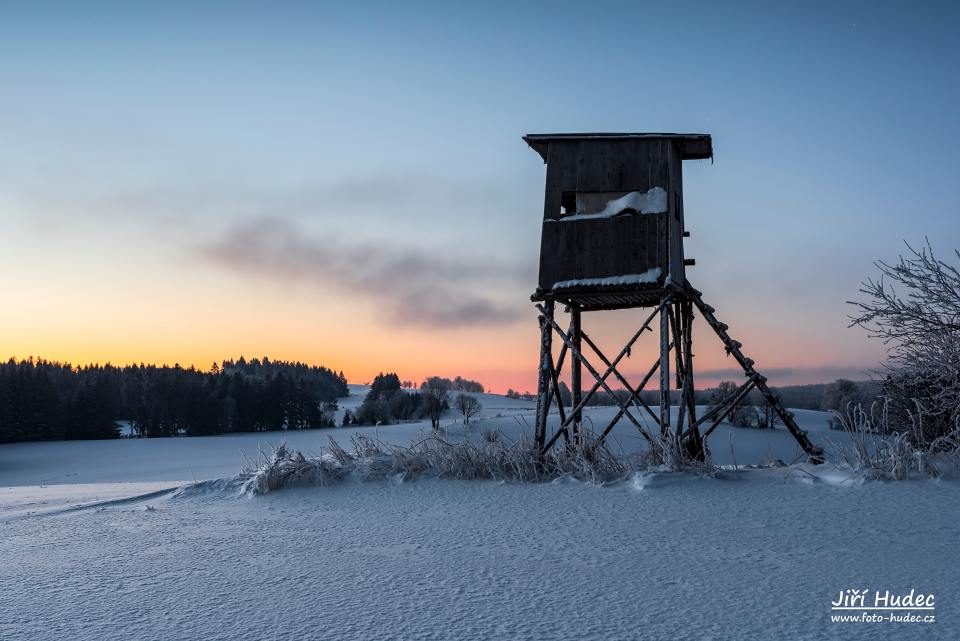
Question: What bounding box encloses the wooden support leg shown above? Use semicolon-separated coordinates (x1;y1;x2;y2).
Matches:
670;301;686;454
534;300;554;451
546;342;568;444
672;302;685;390
659;295;672;440
681;300;705;461
570;307;582;446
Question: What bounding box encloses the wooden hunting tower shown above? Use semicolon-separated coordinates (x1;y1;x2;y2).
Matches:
525;133;823;462
527;133;710;307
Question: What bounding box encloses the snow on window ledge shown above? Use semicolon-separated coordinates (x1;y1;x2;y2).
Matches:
551;268;663;291
550;187;668;222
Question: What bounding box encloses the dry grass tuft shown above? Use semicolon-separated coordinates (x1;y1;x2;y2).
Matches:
827;402;960;479
238;427;711;496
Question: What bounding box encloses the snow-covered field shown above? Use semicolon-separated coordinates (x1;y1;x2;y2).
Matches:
0;386;834;488
2;388;957;640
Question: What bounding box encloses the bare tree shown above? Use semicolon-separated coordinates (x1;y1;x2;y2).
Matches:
421;377;450;430
821;379;864;412
707;381;739;414
755;393;784;429
455;393;482;426
849;240;960;442
705;381;760;428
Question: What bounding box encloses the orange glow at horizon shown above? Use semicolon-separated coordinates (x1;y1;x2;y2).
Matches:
2;204;879;394
4;300;876;394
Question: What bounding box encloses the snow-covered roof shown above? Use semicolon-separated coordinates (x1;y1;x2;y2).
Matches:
523;132;713;162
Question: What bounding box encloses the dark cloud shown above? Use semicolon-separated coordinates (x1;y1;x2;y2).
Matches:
201;219;530;328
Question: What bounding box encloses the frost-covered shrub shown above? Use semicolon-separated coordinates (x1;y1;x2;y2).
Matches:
849;241;960;446
729;405;756;428
481;427;499;443
828;402;960;479
241;443;345;495
881;370;959;446
238;429;710;495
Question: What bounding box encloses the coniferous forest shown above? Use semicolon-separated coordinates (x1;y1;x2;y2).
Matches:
0;357;348;443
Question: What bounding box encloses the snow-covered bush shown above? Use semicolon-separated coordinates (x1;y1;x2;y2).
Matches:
849;241;960;445
827;401;960;479
880;370;958;446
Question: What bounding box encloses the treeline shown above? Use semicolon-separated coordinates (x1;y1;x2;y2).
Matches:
0;357;348;443
346;373;471;428
409;375;483;393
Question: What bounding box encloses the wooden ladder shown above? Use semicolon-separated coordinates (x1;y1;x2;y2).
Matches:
684;281;824;463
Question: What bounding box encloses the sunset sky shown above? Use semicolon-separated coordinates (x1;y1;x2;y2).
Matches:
2;2;959;392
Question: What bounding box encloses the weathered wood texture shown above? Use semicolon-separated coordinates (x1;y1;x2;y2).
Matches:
532;136;696;294
570;307;582;443
667;141;686;284
538;214;668;291
541;138;672;220
533;300;554;450
659;295;672;438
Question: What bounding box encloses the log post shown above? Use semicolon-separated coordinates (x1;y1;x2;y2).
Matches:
670;301;686;454
659;295;671;439
533;300;554;450
681;299;704;460
570;307;582;446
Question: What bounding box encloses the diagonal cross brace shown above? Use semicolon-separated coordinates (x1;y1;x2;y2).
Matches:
535;304;656;449
546;340;569;443
539;304;664;451
593;351;665;447
580;331;659;424
701;379;757;439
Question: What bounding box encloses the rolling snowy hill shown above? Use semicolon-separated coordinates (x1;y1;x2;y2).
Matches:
1;387;957;641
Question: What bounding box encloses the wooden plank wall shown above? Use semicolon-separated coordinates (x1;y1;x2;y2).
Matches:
541;139;671;220
538;215;667;290
667;141;686;284
537;138;680;290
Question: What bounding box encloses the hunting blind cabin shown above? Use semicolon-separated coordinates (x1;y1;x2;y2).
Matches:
524;133;823;462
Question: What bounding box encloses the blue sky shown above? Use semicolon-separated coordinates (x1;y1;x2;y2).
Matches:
1;1;958;389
